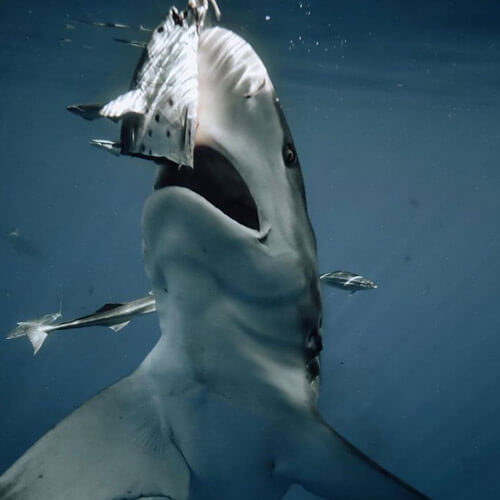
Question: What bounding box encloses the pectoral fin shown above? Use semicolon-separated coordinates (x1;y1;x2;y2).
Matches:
276;416;428;499
0;373;190;500
109;320;131;332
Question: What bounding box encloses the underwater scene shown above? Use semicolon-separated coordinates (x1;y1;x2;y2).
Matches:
0;1;499;499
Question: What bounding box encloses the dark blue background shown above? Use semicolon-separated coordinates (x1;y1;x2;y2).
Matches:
1;1;499;498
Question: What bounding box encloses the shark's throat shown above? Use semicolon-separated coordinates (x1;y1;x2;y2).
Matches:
142;181;322;410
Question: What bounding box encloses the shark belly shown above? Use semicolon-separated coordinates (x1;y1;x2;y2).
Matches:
135;306;317;500
138;184;321;499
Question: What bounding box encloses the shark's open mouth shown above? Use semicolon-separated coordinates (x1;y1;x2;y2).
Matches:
154;145;260;231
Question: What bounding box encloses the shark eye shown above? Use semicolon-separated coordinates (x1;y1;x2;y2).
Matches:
283;144;297;167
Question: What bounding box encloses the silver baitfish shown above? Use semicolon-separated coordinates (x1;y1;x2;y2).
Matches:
6;269;346;354
320;270;378;294
6;295;156;355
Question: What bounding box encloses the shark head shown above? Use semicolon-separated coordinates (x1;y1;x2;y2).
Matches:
62;10;323;398
144;27;318;301
142;27;322;401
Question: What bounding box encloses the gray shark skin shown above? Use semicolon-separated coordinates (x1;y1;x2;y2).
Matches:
0;25;427;500
5;267;374;355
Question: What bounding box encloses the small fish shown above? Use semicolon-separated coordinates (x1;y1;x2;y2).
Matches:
0;4;425;497
320;270;378;294
113;37;147;49
71;18;153;33
7;295;155;355
8;270;349;354
2;229;43;259
72;19;131;30
6;228;20;239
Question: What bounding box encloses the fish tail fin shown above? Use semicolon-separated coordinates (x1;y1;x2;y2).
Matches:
25;326;49;355
6;315;59;355
7;323;49;355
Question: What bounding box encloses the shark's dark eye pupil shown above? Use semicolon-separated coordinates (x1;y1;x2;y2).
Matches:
284;144;296;166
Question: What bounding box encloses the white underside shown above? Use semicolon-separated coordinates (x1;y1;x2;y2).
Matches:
0;26;424;500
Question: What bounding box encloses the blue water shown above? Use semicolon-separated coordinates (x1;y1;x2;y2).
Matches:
1;1;499;498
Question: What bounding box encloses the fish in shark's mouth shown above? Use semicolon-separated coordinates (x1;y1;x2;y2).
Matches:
153;146;260;231
0;2;428;499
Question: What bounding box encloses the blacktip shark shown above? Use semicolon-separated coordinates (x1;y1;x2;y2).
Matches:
0;2;427;499
320;270;378;294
